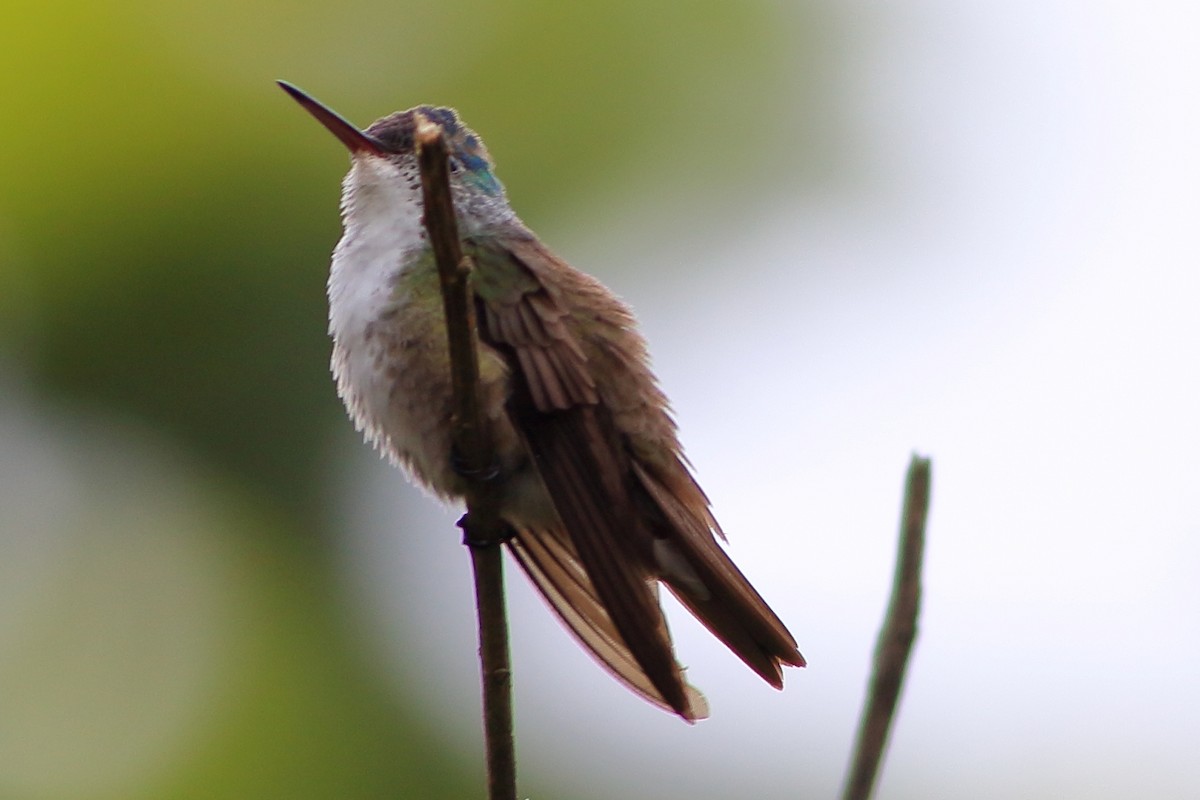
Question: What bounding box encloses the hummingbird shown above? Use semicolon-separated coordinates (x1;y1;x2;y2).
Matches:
279;81;804;721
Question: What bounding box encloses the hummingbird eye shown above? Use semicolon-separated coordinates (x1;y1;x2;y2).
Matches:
448;157;463;173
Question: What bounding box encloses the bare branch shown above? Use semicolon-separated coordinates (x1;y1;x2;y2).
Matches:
416;118;517;800
841;455;932;800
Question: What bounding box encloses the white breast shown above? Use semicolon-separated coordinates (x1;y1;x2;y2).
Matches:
326;155;427;458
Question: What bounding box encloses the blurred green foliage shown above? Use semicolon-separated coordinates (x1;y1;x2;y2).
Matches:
0;1;823;796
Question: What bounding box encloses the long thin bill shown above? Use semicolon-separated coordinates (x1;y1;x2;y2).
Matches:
277;81;386;156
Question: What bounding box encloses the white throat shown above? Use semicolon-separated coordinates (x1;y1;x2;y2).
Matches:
327;155;425;341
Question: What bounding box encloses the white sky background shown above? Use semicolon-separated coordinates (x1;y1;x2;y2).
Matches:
336;3;1200;798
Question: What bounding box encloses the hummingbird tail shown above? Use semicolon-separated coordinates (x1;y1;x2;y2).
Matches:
507;523;709;721
633;463;807;684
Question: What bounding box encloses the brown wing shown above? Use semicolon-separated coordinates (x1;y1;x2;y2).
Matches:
470;234;701;720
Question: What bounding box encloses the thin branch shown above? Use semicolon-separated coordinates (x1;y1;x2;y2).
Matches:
841;455;932;800
415;118;517;800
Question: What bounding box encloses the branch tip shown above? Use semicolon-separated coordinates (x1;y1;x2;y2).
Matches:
840;454;932;800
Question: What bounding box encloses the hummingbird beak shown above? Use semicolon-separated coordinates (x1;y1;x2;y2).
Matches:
277;81;387;157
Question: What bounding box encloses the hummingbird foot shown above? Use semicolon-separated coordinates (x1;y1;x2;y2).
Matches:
457;513;516;548
450;445;502;482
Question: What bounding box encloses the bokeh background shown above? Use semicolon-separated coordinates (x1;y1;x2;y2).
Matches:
3;2;1198;798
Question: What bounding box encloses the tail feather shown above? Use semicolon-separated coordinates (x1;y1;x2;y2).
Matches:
634;463;806;679
508;524;709;721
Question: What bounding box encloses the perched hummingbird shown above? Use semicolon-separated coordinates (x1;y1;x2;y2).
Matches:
279;81;804;721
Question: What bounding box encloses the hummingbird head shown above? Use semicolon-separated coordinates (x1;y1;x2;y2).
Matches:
367;105;504;198
278;81;506;204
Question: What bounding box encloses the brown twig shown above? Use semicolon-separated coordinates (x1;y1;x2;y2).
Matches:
415;117;517;800
841;455;932;800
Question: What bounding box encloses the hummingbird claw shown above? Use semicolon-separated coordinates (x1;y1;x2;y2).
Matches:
457;513;515;548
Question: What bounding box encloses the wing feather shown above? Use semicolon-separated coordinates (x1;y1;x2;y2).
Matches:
471;236;698;719
634;462;806;684
467;233;801;719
